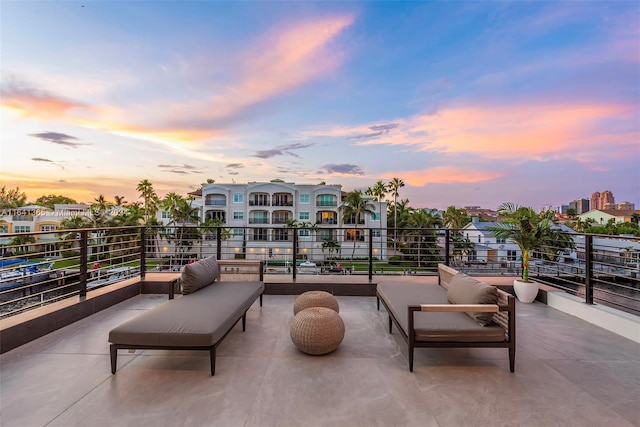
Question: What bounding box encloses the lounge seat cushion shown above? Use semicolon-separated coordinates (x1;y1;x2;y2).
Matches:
447;273;498;326
109;281;265;347
181;256;220;294
377;284;505;342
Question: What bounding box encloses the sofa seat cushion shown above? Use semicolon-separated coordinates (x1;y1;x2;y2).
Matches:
447;273;498;326
181;256;220;294
377;283;505;343
109;281;264;347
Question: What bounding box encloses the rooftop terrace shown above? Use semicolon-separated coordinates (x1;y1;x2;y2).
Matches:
1;275;638;427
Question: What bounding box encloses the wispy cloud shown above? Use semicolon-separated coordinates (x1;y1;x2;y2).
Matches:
31;157;65;170
254;142;314;159
348;123;399;140
158;164;202;175
1;78;89;119
320;164;365;175
29;131;88;148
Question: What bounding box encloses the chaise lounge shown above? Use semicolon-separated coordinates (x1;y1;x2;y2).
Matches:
377;264;516;372
108;257;264;376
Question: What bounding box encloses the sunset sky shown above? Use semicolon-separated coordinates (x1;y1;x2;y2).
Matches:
1;1;638;210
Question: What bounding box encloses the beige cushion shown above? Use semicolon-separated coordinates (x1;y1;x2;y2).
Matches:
181;257;220;294
447;274;498;326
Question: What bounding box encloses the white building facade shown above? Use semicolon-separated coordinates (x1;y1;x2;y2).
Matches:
199;181;388;262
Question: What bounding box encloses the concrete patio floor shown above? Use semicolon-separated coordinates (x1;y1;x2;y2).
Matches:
1;277;639;427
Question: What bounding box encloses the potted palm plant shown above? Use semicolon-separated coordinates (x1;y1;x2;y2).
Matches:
487;203;555;303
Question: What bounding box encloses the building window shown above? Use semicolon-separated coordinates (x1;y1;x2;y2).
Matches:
372;229;381;238
233;193;244;203
15;226;31;233
233;212;244;220
232;228;244;237
346;229;363;241
507;250;517;261
299;212;310;221
299;194;310;204
40;225;57;232
496;238;506;244
0;225;8;233
299;229;310;237
371;212;380;221
161;211;171;219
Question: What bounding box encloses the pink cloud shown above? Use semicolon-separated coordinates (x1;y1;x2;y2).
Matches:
205;15;354;123
333;101;637;161
385;167;504;187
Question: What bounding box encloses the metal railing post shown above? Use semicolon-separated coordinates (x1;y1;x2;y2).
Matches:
368;228;373;281
216;227;222;260
445;229;451;266
79;230;88;298
140;227;146;279
585;235;594;305
292;228;298;280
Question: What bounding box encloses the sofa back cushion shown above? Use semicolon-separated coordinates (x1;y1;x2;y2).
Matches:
181;256;220;294
447;273;498;326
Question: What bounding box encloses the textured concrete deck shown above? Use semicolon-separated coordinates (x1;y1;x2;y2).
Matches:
1;276;639;426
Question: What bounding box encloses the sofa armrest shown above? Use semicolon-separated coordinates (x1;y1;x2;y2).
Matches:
419;304;499;313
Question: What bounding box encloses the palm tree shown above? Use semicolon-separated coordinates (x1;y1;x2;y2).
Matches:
388;177;404;252
487;203;554;282
407;209;441;267
442;206;470;230
339;190;376;264
369;180;387;261
160;193;200;264
137;179;158;222
114;195;127;206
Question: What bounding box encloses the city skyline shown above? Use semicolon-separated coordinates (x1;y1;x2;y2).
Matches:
1;1;639;210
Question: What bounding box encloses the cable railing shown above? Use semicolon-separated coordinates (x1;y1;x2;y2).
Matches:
1;226;638;317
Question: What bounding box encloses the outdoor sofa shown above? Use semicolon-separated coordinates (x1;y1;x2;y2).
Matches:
108;257;264;376
376;264;516;372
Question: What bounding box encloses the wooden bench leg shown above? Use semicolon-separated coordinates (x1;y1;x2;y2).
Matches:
409;344;414;372
376;297;380;311
110;345;117;374
509;347;515;372
388;315;393;334
260;294;263;306
242;313;246;331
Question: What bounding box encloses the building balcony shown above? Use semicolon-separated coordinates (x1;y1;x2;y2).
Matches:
248;218;269;224
0;275;638;426
248;201;270;207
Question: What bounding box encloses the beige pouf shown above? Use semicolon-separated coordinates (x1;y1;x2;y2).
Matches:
290;307;345;355
293;290;339;315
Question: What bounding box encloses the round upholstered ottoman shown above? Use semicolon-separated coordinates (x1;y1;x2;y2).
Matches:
290;307;345;355
293;291;339;315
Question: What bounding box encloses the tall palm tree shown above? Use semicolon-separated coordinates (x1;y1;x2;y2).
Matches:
369;180;387;261
388;177;404;252
114;195;127;206
407;209;441;267
137;179;158;222
339;190;376;264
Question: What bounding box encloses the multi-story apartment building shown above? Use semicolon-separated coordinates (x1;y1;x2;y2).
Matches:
199;181;388;262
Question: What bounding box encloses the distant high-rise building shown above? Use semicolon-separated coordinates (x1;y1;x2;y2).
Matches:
601;190;615;207
615;201;635;210
569;199;590;214
590;192;601;210
590;190;615;211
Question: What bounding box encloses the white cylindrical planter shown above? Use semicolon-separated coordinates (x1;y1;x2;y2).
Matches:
513;279;539;303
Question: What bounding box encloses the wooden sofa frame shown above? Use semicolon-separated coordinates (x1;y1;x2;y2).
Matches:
377;264;516;372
